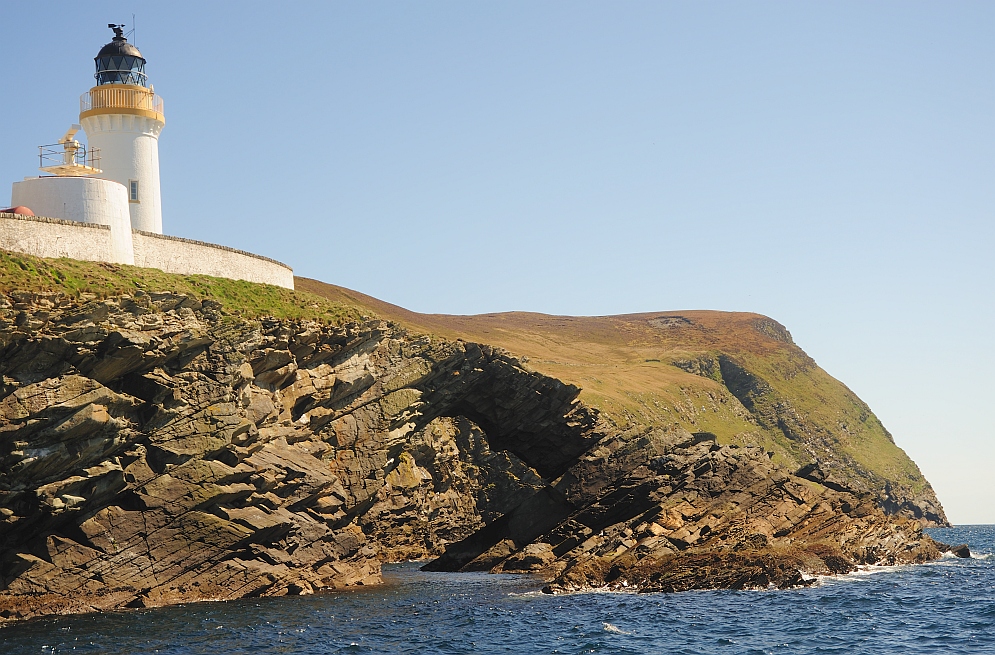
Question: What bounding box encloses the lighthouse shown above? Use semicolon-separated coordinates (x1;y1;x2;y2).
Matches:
79;24;165;234
3;24;295;288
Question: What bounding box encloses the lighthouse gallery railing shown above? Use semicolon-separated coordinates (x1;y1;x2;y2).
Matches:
80;86;164;116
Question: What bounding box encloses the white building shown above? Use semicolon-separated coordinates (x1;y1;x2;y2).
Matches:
3;25;294;290
12;24;163;247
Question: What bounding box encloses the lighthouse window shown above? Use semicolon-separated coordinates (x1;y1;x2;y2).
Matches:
129;180;140;203
95;55;148;86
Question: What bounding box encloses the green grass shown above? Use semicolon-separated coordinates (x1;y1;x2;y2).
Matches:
0;251;370;325
737;348;928;493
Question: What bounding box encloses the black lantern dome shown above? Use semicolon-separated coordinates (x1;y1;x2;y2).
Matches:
94;24;148;87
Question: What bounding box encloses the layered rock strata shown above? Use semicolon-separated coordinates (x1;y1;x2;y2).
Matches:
0;291;943;621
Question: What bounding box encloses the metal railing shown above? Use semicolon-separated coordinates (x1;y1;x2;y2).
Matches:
38;142;101;175
80;86;164;115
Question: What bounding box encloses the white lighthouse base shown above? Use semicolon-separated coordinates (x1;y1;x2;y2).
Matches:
4;176;293;288
11;177;134;264
80;112;164;233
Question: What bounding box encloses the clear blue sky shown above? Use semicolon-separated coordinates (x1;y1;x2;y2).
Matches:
2;2;993;523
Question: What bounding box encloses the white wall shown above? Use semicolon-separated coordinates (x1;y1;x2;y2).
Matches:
81;113;164;234
10;177;134;264
132;231;295;289
1;191;294;289
0;213;115;262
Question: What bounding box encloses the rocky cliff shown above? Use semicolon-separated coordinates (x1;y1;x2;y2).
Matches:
297;279;948;528
0;253;949;622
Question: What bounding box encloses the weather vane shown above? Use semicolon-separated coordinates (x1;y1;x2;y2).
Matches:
108;23;125;39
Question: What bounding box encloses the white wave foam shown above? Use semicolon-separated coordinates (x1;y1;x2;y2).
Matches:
809;563;910;587
855;563;907;575
541;586;640;597
603;622;633;635
939;549;992;561
506;590;546;598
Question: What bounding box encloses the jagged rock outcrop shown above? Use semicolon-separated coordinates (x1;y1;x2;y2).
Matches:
426;430;939;592
0;291;945;622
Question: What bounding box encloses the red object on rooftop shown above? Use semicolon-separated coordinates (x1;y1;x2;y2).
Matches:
1;206;34;216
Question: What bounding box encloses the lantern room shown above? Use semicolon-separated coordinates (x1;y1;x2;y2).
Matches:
94;24;148;87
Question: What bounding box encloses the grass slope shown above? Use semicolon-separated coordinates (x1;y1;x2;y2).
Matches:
0;251;367;325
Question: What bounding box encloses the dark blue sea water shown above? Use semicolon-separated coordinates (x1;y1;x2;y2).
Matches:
3;526;993;654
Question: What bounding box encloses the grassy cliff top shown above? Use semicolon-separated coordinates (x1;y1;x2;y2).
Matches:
0;251;367;324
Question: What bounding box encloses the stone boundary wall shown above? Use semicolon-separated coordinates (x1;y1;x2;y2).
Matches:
0;212;295;290
132;230;294;289
0;213;114;263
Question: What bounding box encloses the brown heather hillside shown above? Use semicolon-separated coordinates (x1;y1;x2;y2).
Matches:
296;277;947;525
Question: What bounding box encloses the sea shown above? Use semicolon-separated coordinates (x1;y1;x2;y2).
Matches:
2;525;993;654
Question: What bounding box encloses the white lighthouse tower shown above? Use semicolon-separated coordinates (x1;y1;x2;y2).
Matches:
79;24;165;234
3;24;295;288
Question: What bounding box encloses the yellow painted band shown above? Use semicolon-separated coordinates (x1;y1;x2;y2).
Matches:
79;107;165;124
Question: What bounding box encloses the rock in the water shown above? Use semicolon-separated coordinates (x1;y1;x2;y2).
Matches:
950;543;972;558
